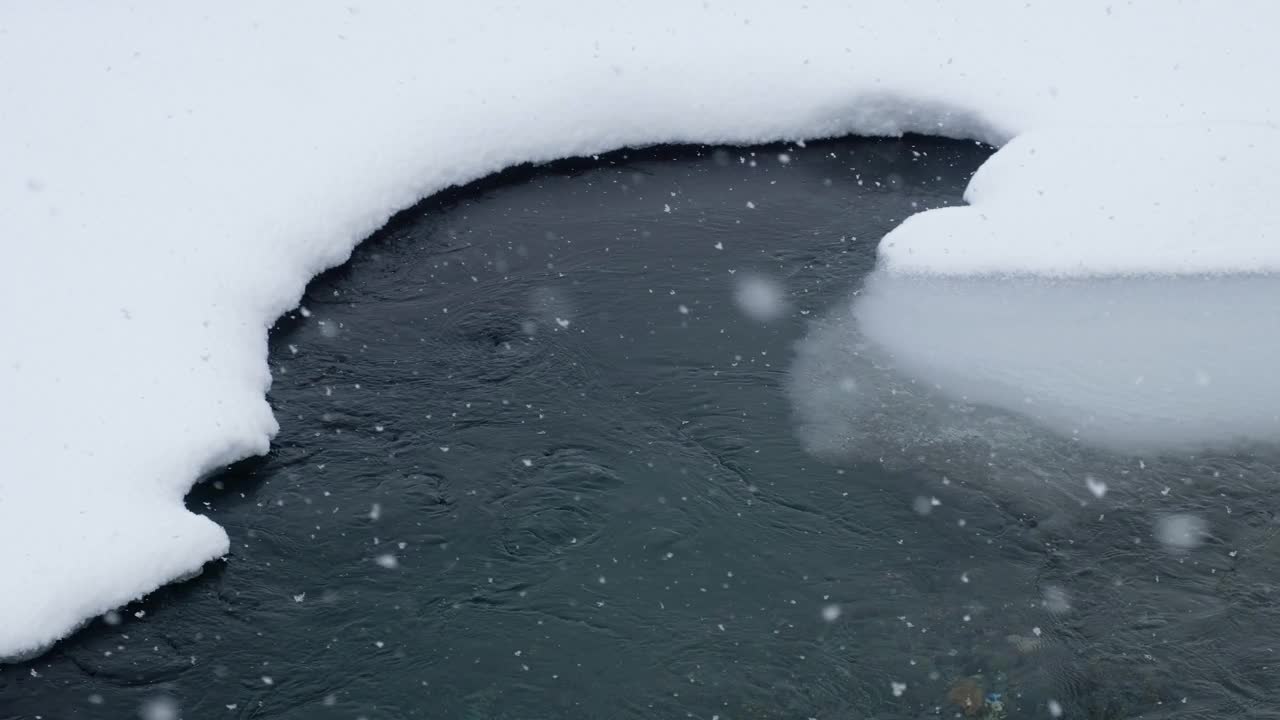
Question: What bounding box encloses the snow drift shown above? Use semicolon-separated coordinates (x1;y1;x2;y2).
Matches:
3;1;1280;659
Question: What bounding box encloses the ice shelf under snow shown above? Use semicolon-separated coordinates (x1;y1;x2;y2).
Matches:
3;1;1280;660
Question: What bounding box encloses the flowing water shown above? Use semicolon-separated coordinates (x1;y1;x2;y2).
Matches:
5;137;1280;720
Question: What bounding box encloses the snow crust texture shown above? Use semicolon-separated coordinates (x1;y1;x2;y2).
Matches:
3;1;1279;659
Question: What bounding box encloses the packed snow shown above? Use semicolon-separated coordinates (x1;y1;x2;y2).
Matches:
3;1;1280;660
879;126;1280;276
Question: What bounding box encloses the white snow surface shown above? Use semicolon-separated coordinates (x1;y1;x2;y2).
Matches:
879;126;1280;276
3;1;1280;659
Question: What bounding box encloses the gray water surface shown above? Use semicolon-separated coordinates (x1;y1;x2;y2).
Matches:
4;138;1279;720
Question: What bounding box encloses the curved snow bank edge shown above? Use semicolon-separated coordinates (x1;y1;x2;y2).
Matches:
264;91;1011;327
0;94;1004;663
878;124;1280;277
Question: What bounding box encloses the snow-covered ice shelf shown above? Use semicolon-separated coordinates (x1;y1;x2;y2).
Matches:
3;1;1279;659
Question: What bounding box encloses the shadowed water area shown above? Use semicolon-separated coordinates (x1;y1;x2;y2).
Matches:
5;137;1280;719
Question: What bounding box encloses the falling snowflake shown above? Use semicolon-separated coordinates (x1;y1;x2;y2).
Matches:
1085;475;1108;498
733;274;786;322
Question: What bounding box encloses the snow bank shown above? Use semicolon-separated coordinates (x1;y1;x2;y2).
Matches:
879;126;1280;276
851;274;1280;453
3;1;1279;659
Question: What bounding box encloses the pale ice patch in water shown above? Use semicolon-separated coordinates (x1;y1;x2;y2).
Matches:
788;299;1082;481
787;292;1274;519
849;273;1280;454
733;274;787;322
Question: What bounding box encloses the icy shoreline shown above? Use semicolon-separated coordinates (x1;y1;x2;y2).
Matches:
4;1;1279;659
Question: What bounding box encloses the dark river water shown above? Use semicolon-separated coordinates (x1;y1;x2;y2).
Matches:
6;137;1280;720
